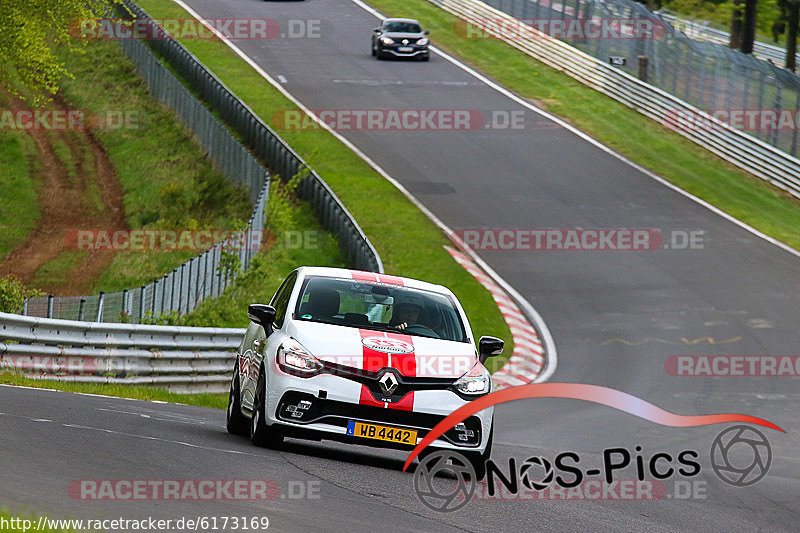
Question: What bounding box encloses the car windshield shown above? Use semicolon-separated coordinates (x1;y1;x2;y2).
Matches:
294;276;468;342
383;21;421;33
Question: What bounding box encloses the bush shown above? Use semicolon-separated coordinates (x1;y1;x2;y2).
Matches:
0;275;44;313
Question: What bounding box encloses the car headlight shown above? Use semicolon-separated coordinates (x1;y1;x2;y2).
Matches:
454;363;491;395
416;37;429;45
380;37;394;45
277;339;322;377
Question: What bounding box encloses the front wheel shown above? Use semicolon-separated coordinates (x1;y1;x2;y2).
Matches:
226;365;248;436
465;424;493;480
371;42;376;56
250;369;284;449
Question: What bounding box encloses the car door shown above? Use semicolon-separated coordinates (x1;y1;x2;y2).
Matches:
241;271;298;410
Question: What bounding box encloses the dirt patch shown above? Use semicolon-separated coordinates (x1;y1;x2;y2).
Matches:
0;92;128;295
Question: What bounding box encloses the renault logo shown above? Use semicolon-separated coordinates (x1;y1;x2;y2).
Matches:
379;372;399;395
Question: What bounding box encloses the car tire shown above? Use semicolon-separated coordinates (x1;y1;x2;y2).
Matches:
226;364;249;436
250;368;284;449
420;53;430;62
371;42;376;56
465;424;493;481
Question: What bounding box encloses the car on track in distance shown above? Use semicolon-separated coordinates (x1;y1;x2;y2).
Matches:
371;18;430;61
227;266;502;477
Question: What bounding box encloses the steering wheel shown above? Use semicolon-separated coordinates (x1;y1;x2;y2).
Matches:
402;324;440;337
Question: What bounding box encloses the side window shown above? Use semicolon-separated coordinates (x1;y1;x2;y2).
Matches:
271;272;297;328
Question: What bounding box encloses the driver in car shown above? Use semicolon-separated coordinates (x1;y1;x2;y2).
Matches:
390;295;425;331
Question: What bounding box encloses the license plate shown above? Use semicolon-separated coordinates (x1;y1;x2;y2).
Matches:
398;46;413;52
347;421;417;444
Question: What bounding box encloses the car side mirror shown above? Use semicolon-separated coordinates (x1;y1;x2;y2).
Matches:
478;336;504;363
248;304;276;329
424;29;430;35
373;28;382;33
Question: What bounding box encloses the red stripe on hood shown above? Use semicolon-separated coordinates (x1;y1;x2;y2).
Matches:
359;329;389;372
358;329;415;410
385;331;416;377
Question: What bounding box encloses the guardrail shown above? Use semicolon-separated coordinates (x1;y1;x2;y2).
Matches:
120;0;382;273
0;312;242;393
432;0;800;198
658;12;786;68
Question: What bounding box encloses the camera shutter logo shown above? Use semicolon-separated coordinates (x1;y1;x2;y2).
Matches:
710;425;772;487
413;451;476;512
519;456;554;491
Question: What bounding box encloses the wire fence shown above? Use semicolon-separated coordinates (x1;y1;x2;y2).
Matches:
24;32;271;323
119;0;382;273
657;11;786;68
20;0;384;322
468;0;800;156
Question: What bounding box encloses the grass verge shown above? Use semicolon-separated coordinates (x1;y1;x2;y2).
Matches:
0;92;40;263
135;0;514;372
365;0;800;249
0;372;226;409
43;38;254;293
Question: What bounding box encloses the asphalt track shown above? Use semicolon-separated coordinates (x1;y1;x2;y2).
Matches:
3;0;800;530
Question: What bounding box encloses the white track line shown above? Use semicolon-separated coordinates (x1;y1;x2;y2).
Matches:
168;0;559;383
351;0;800;263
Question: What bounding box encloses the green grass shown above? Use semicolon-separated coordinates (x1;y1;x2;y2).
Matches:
362;0;800;250
29;250;88;288
136;0;514;372
182;179;349;327
0;372;227;409
0;96;40;262
52;39;256;293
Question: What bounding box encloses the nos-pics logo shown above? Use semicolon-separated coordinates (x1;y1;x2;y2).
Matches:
413;425;772;512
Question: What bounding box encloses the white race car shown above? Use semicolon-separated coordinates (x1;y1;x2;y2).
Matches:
227;266;502;476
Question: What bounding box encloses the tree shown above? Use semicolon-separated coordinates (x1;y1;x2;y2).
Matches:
740;0;759;53
775;0;800;71
730;0;744;49
0;0;118;104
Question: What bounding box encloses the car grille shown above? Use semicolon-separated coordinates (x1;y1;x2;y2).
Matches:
276;391;482;447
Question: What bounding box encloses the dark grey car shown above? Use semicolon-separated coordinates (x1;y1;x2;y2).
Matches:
371;18;430;61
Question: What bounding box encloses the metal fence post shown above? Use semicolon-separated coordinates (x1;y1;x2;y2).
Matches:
96;292;105;322
47;295;53;319
139;285;145;322
78;298;86;321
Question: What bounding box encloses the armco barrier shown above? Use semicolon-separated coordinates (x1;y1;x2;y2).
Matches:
0;312;243;393
658;12;786;68
119;0;382;273
432;0;800;197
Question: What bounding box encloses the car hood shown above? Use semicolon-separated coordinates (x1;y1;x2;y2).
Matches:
286;320;477;378
382;32;426;41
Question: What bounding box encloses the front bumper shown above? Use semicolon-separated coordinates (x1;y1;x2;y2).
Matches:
378;44;429;58
264;370;493;453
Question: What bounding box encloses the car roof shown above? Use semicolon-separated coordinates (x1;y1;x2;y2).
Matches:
383;18;421;25
296;266;452;295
